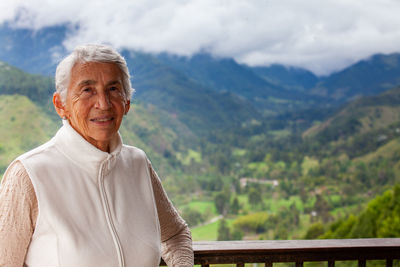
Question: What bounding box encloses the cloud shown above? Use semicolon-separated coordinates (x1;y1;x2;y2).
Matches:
1;0;400;75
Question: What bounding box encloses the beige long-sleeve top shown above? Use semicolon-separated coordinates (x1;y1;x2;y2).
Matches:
0;160;193;267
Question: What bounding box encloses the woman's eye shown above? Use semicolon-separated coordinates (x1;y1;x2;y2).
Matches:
82;87;92;93
109;86;118;91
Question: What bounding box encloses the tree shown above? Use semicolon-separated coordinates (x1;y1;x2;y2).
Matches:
182;207;204;227
214;192;229;215
314;194;332;223
217;218;231;241
289;203;300;227
230;196;240;215
304;222;325;239
248;187;262;208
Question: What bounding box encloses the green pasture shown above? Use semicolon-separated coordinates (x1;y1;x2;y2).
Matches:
237;194;305;213
187;200;217;215
191;218;233;241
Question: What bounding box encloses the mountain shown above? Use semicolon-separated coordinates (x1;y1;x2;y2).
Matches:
156;53;280;98
0;60;54;104
2;25;400;119
251;64;320;91
313;53;400;100
303;86;400;141
155;53;324;114
2;25;400;150
123;51;261;135
0;25;67;75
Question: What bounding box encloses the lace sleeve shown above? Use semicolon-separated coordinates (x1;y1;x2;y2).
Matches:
0;161;38;267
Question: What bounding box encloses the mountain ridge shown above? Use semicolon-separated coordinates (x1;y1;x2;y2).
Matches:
2;25;400;117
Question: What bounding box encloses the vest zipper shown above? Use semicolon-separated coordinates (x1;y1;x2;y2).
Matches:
98;161;125;267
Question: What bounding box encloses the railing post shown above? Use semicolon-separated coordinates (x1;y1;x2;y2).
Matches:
296;262;303;267
237;263;245;267
386;259;393;267
265;261;273;267
358;259;366;267
328;260;335;267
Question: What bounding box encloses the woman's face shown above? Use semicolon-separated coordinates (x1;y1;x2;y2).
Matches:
57;61;130;152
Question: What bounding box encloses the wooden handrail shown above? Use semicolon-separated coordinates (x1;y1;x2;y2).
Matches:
160;238;400;266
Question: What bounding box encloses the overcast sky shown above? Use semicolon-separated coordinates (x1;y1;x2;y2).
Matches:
1;0;400;75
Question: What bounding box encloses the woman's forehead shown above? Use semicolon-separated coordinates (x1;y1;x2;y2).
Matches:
69;61;122;86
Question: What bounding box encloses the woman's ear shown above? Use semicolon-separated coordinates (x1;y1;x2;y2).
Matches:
124;99;131;115
53;92;67;119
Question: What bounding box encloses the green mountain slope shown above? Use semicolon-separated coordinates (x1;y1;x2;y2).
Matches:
155;53;325;114
124;52;261;135
120;103;198;177
0;61;54;105
304;87;400;142
0;94;59;174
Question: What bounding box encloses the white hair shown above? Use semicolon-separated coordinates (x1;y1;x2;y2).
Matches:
55;44;134;103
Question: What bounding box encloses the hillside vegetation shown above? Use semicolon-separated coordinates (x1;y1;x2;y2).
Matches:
0;94;58;174
305;185;400;239
189;88;400;241
304;87;400;139
1;44;400;242
0;61;54;106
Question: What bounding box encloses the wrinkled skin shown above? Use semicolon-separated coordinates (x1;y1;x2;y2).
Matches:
53;62;130;152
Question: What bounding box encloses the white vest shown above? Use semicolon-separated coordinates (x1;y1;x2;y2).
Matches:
18;121;161;267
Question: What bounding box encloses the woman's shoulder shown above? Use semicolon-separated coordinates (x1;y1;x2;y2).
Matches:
121;144;148;160
121;144;146;155
18;138;57;161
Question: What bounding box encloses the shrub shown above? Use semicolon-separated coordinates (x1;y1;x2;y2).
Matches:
233;212;269;233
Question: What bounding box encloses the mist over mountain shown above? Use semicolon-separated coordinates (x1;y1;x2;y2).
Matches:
1;24;400;118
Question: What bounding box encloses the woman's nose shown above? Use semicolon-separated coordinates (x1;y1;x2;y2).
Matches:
95;91;111;110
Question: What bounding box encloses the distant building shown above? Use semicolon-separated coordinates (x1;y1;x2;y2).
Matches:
239;177;279;188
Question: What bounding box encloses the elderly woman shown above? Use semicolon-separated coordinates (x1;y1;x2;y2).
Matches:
0;44;193;266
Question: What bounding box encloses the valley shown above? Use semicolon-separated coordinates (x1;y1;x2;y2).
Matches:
1;25;400;241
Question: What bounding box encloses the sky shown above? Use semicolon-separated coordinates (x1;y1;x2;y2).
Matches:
1;0;400;75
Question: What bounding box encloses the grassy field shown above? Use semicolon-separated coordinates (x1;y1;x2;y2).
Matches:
189;193;312;241
186;200;217;215
191;218;233;241
191;219;220;241
237;194;305;213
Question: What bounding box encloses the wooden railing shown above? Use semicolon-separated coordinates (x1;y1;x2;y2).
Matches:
161;238;400;266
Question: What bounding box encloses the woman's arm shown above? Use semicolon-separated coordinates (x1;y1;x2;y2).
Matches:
148;161;194;267
0;161;38;267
